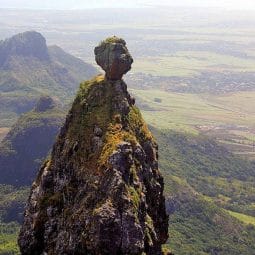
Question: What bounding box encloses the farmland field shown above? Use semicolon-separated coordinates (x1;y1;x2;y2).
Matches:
132;89;255;159
133;51;255;77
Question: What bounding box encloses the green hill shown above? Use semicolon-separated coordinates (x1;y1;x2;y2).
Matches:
165;176;255;255
151;128;255;254
0;96;66;254
0;96;65;187
0;185;29;255
0;31;97;128
154;129;255;218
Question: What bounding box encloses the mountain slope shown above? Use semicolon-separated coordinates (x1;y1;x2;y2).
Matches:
165;176;255;255
150;128;255;254
0;96;65;187
0;31;97;128
0;184;29;255
153;129;255;217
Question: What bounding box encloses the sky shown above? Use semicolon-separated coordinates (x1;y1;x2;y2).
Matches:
1;0;255;10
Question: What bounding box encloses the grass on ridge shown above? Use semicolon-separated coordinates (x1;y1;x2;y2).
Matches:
227;210;255;226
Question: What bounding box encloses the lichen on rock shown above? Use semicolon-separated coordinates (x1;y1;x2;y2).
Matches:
18;37;169;255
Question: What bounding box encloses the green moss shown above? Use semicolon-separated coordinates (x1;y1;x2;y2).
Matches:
95;105;152;169
40;192;62;209
93;199;113;216
130;164;139;183
162;247;173;255
127;106;153;142
128;186;140;209
99;127;138;167
144;214;155;247
99;129;123;167
101;36;126;45
145;214;154;229
63;74;156;177
77;75;105;100
67;74;113;168
144;226;153;247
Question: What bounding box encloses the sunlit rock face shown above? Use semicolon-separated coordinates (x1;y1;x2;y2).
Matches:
94;36;133;80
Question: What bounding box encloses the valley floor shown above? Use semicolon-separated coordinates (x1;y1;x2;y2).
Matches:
132;89;255;160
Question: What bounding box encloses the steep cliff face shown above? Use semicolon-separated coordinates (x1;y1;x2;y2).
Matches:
0;96;65;186
18;37;169;255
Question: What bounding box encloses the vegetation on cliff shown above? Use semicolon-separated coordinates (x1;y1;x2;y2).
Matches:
18;37;169;255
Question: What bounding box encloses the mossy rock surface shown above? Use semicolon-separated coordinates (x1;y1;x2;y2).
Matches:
19;75;168;255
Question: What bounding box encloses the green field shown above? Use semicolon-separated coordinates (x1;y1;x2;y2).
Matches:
0;223;19;255
132;89;255;158
133;51;255;77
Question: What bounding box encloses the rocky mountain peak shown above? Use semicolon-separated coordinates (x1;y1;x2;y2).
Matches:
18;37;169;255
0;31;49;66
94;36;133;80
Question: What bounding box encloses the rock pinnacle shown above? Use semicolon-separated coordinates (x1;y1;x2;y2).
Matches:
94;36;133;80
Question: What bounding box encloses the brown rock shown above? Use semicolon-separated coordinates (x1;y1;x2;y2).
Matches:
94;36;133;80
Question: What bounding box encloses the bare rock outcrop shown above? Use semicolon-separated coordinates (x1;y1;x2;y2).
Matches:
94;36;133;80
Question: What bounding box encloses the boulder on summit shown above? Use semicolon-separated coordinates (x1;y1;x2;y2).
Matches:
94;36;133;80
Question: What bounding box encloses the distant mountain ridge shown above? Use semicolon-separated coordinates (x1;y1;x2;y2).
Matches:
0;31;49;66
0;31;97;128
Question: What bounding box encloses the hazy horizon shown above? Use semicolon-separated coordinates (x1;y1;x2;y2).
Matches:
1;0;255;11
